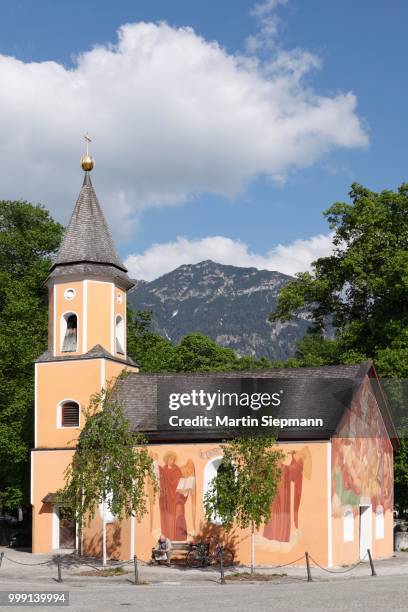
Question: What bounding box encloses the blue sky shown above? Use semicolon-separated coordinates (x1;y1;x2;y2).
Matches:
0;1;406;279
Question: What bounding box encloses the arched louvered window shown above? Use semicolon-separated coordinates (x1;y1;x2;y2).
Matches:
115;315;125;355
60;401;80;428
61;313;77;352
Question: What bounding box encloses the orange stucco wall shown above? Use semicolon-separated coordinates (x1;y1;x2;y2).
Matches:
104;360;135;387
31;450;75;553
83;511;132;561
32;430;394;565
33;353;136;555
134;441;329;566
54;281;83;357
86;281;112;354
36;359;101;448
331;509;393;565
34;263;137;555
32;441;330;566
36;358;137;448
51;279;128;358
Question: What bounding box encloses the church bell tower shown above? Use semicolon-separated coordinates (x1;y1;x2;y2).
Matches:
31;139;138;553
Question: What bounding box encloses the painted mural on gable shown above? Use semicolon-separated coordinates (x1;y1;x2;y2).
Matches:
332;379;393;518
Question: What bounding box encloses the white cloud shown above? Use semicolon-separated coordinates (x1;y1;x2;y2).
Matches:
0;21;367;238
125;233;334;280
246;0;288;54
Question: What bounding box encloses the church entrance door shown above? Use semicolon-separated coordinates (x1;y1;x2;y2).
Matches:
58;507;76;549
359;505;372;560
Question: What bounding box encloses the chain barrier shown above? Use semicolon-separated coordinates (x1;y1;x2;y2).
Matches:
265;554;306;570
109;558;135;567
75;561;105;571
0;549;377;582
65;558;136;571
1;554;133;571
309;552;368;574
0;552;309;571
2;555;52;567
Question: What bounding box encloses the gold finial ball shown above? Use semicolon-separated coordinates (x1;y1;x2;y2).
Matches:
80;154;95;171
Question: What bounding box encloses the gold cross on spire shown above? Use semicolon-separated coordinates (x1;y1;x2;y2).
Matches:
81;133;94;171
84;133;92;155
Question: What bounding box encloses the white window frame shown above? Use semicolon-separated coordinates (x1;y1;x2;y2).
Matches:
375;505;385;539
52;505;60;550
343;506;354;542
60;311;78;352
203;456;224;525
64;288;76;301
115;314;125;355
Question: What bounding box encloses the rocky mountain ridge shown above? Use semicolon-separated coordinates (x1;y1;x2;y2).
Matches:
127;260;310;361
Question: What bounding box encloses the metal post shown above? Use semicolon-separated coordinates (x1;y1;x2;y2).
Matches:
367;549;377;576
133;555;139;585
220;554;226;585
305;552;312;582
0;552;4;568
57;555;63;583
102;497;107;569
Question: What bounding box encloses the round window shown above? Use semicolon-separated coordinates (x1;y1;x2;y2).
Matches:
64;288;76;300
117;293;123;304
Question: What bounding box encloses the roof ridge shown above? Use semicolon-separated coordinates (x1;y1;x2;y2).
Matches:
35;343;138;367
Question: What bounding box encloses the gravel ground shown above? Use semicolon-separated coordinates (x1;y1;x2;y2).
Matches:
0;547;407;611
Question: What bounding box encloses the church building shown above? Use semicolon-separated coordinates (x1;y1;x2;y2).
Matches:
31;151;398;568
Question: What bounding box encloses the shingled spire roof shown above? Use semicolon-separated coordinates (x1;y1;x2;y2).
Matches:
54;172;126;270
48;172;133;288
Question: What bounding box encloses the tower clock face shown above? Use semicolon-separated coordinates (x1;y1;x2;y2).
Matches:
64;288;76;300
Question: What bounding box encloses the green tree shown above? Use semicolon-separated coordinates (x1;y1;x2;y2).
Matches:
0;201;63;512
127;309;176;372
173;333;271;372
204;435;283;574
173;333;240;372
60;376;157;566
127;311;272;373
394;431;408;515
271;183;408;361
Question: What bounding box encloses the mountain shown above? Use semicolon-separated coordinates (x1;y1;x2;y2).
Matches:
127;260;311;362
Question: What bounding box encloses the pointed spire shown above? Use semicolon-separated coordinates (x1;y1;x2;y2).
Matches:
53;171;127;272
48;138;133;289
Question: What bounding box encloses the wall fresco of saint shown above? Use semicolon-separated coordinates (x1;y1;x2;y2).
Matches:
148;444;313;554
149;451;196;541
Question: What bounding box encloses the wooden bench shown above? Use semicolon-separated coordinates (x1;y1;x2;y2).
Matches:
170;541;191;564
